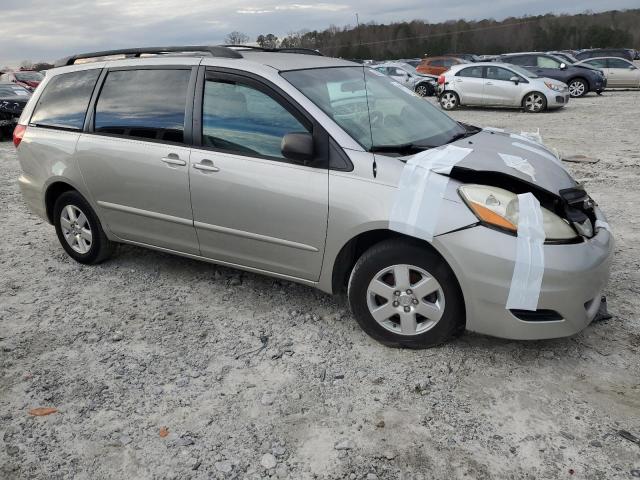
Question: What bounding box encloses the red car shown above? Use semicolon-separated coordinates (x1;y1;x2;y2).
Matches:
0;70;45;91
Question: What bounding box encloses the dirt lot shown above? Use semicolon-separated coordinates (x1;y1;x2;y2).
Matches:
1;88;639;480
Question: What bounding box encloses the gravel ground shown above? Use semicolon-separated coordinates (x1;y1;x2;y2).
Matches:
1;88;639;480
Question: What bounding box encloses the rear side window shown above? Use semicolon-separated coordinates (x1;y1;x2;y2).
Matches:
94;69;191;143
30;70;100;130
457;66;483;78
608;58;631;68
506;56;532;66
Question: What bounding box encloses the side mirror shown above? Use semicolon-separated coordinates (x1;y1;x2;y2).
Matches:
281;133;314;163
510;76;520;85
560;63;567;70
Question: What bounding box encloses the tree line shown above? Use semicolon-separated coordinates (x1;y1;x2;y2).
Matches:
231;8;640;60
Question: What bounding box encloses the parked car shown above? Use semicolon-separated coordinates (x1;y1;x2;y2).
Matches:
372;62;438;96
575;48;633;62
417;56;468;75
546;51;580;64
437;63;569;112
443;53;480;62
0;70;44;91
13;45;612;348
498;53;606;97
0;84;31;139
575;57;640;88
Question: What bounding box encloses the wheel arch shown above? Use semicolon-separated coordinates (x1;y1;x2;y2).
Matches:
44;181;77;224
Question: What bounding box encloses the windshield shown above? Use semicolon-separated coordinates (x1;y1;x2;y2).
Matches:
508;65;538;79
281;66;465;152
15;71;43;82
0;85;30;96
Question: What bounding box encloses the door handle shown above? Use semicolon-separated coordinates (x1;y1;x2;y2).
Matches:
193;160;220;172
161;154;186;167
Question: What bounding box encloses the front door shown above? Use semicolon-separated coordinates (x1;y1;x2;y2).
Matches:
484;66;524;106
76;67;199;254
607;58;640;87
188;70;329;281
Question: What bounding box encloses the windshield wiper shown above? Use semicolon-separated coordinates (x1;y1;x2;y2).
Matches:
447;124;482;144
369;143;436;155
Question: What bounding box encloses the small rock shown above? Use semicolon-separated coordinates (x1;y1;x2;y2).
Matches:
366;474;379;480
261;453;277;469
334;439;354;450
120;435;132;445
275;464;288;478
630;469;640;478
272;445;287;457
509;446;517;454
214;461;232;473
192;460;201;470
560;431;575;441
111;331;124;342
176;378;190;387
5;445;19;456
383;450;396;460
334;374;345;380
261;392;275;406
375;420;385;428
86;333;100;343
589;440;602;447
176;436;195;446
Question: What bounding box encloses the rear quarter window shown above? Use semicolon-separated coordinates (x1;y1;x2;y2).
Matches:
30;69;101;130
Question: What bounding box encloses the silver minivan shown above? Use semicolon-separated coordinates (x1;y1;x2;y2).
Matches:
14;46;613;348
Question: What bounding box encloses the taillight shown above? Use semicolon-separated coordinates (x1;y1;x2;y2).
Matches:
438;75;445;85
13;124;26;148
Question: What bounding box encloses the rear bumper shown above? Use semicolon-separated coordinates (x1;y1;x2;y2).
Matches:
435;208;614;340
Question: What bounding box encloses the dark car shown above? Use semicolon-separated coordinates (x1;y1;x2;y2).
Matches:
575;48;634;62
0;70;45;91
498;53;606;97
0;84;31;139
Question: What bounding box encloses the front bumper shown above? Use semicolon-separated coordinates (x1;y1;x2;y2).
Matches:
435;208;614;340
546;91;570;108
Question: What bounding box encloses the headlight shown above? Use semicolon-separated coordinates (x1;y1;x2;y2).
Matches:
458;184;578;240
544;81;563;92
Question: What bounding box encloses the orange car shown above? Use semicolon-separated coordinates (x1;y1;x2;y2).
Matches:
416;56;467;75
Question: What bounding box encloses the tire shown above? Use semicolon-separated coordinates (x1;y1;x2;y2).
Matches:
53;191;114;264
415;83;430;97
568;78;588;98
347;239;465;348
522;91;547;113
439;91;459;110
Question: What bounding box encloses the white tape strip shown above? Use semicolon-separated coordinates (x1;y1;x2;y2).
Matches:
506;193;546;311
512;141;567;171
595;219;611;232
511;129;543;145
499;153;537;181
389;145;473;242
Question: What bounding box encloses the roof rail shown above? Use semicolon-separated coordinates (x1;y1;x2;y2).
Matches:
54;45;243;67
222;45;323;56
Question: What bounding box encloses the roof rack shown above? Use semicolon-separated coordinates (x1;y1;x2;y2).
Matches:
54;45;243;67
222;45;323;56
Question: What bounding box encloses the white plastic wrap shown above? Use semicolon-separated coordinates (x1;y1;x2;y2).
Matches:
389;145;473;242
505;192;546;311
499;153;537;181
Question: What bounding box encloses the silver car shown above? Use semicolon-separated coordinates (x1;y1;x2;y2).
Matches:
372;62;438;97
575;57;640;88
438;62;569;112
14;46;612;348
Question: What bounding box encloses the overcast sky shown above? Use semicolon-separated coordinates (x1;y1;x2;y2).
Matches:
2;0;637;67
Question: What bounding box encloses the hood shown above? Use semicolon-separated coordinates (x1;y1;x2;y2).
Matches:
573;63;602;73
445;130;576;196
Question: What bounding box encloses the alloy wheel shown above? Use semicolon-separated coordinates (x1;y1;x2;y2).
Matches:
440;92;457;109
415;85;428;97
569;80;586;97
60;204;93;254
524;93;544;112
366;264;445;336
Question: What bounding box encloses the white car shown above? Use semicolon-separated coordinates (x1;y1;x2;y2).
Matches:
438;62;569;113
575;57;640;88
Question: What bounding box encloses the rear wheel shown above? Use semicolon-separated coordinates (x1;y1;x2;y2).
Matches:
348;239;465;348
523;91;547;113
568;78;587;97
439;91;459;110
53;191;114;264
415;83;431;97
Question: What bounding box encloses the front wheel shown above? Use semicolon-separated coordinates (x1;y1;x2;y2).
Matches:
568;78;587;98
523;91;547;113
439;91;459;110
415;83;431;97
348;239;465;348
54;191;114;264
